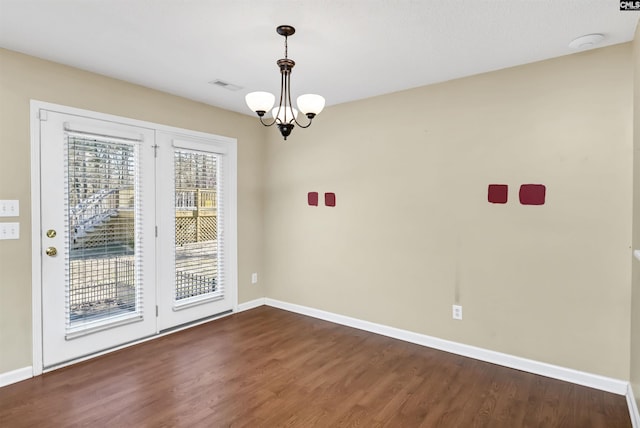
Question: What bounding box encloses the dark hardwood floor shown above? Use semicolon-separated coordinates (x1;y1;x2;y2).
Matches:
0;306;631;427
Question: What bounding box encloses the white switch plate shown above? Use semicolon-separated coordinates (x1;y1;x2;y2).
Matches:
452;304;462;320
0;200;19;217
251;273;258;284
0;222;20;240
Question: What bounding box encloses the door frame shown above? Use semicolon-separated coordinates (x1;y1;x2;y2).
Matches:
30;100;238;375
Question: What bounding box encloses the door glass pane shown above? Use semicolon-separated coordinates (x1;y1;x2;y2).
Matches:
66;136;139;327
174;149;219;302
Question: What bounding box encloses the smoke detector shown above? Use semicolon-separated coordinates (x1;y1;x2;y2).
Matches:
568;34;604;50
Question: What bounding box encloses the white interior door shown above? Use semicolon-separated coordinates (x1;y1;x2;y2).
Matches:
155;132;235;331
40;110;157;368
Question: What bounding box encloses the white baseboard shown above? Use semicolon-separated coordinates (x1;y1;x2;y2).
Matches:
0;366;33;387
236;297;266;313
264;298;628;396
628;384;640;428
4;298;629;403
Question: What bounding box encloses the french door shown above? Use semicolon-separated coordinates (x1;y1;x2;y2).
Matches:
38;107;236;369
155;132;234;331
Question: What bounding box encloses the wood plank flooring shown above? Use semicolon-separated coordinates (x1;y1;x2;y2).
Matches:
0;306;631;427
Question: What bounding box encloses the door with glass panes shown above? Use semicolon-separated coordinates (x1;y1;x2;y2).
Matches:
155;132;234;330
39;109;235;369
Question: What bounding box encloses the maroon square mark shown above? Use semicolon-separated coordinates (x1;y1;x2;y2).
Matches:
307;192;318;206
324;192;336;207
488;184;508;204
519;184;546;205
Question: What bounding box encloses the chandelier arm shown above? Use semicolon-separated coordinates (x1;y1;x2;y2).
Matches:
285;72;298;126
272;67;287;124
286;72;295;124
293;116;314;128
258;116;277;127
284;66;313;128
288;79;312;128
286;70;295;124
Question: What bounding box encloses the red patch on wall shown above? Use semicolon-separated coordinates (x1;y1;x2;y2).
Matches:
307;192;318;206
487;184;508;204
519;184;546;205
324;192;336;207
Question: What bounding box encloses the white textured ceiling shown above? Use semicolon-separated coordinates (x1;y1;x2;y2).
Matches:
0;1;638;116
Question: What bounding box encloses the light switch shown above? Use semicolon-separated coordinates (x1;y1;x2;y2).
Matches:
0;200;19;217
0;222;20;240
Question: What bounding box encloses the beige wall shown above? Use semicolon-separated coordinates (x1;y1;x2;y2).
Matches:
1;41;636;384
632;20;640;407
263;44;633;379
0;48;266;373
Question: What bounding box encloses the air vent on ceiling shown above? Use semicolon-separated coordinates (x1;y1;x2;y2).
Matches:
209;79;243;91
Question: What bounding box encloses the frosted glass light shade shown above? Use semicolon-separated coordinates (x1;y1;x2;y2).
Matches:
245;91;275;113
272;106;298;123
297;94;325;115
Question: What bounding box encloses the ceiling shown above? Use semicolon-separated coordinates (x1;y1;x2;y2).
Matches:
0;1;638;116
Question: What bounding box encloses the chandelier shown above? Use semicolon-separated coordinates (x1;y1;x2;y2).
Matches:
245;25;325;140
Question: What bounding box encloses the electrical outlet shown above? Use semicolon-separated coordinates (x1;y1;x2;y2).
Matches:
0;222;20;240
251;273;258;284
452;304;462;320
0;200;19;217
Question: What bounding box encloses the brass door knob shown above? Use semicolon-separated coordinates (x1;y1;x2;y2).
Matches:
45;247;58;257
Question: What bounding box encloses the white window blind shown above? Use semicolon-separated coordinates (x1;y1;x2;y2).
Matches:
64;132;144;337
173;148;224;307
